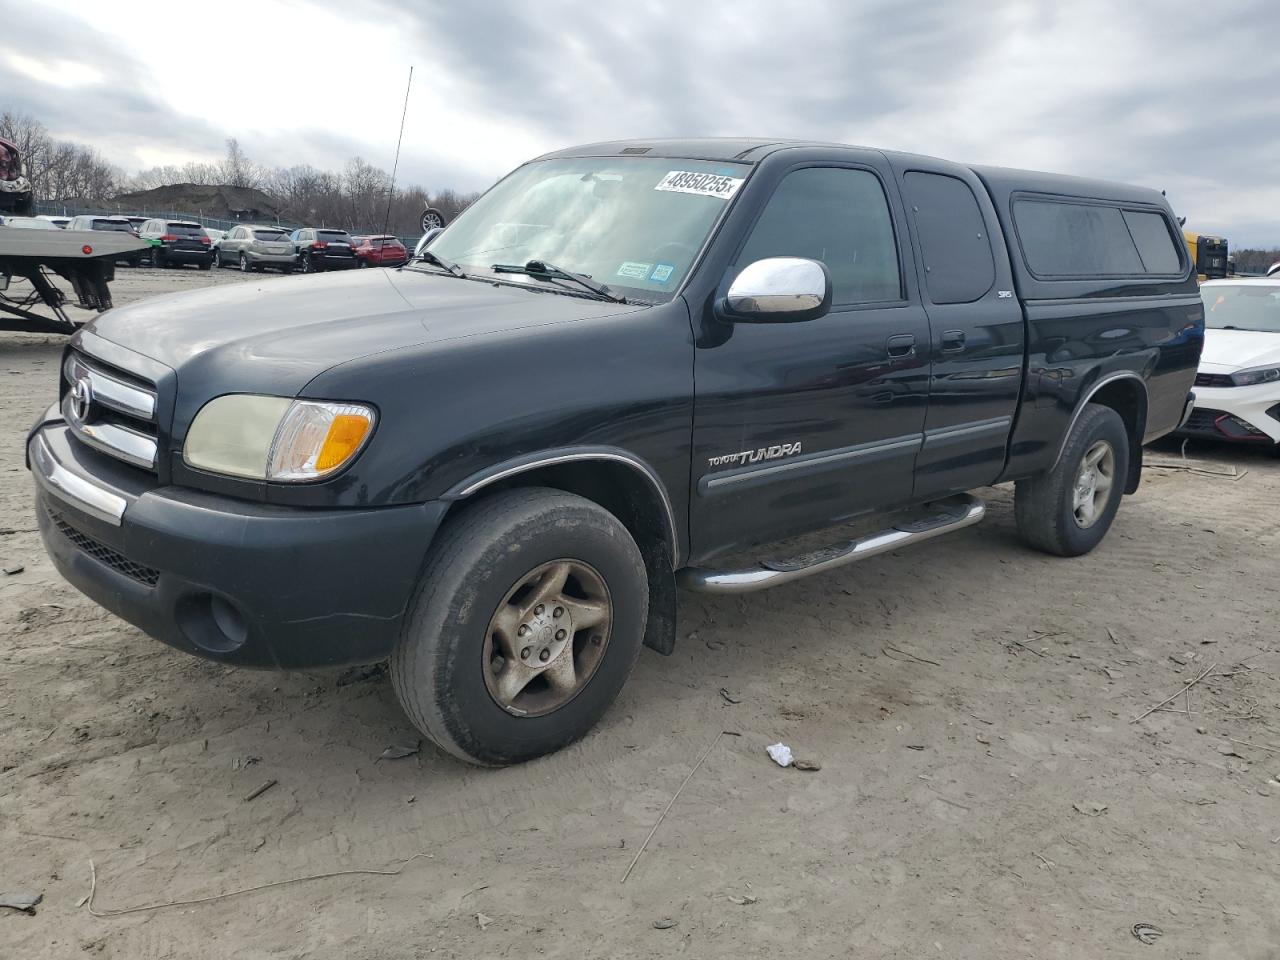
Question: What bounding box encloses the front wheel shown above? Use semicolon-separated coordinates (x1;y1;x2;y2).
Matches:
1015;404;1129;557
390;489;648;766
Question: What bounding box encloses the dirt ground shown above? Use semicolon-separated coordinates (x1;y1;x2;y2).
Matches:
2;266;1278;959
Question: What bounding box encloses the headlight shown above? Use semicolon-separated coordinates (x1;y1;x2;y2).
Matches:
184;395;375;481
1230;366;1280;387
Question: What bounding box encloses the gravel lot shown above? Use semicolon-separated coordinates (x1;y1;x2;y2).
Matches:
2;266;1279;959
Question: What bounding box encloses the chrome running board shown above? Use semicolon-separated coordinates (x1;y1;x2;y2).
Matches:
677;494;986;594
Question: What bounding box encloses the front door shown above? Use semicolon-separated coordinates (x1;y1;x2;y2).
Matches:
690;157;932;562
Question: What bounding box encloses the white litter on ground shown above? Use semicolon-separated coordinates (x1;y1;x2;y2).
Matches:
766;743;794;767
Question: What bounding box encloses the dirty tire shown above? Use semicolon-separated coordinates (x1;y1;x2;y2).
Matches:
1015;404;1129;557
390;488;648;766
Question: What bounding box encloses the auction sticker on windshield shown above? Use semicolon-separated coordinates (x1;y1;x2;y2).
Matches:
655;170;744;199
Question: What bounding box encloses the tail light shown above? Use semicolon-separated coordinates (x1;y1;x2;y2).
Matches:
160;234;178;241
311;241;328;250
199;236;211;245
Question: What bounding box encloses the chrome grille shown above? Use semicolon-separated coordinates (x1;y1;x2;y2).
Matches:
62;350;159;472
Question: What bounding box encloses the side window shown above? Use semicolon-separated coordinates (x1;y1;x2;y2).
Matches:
1122;210;1182;274
902;172;995;304
736;167;901;305
1013;199;1143;277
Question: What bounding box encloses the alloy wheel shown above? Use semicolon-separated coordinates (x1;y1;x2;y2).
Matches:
481;559;613;717
1072;439;1115;528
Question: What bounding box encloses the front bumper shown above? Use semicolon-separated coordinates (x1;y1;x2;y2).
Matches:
1175;382;1280;444
30;421;447;668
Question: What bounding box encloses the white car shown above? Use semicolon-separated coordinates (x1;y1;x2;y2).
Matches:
1179;278;1280;447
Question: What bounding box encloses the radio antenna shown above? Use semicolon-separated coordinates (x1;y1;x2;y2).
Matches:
382;65;413;237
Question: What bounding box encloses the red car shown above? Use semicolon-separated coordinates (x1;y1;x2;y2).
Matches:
353;235;408;268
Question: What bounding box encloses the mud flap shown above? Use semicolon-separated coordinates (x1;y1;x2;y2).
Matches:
641;539;676;655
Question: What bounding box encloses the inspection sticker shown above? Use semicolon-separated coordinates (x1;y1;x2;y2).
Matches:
650;262;675;283
654;170;744;199
616;261;651;280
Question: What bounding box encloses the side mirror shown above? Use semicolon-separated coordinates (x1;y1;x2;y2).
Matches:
414;226;444;259
719;257;832;323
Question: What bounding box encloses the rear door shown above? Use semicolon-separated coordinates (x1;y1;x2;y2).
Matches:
890;159;1024;497
690;153;932;560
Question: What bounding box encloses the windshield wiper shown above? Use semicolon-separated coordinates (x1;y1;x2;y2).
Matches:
410;249;465;278
491;260;627;303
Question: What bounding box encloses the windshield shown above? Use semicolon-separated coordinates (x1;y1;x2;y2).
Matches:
318;230;351;243
1203;284;1280;333
91;219;133;232
167;223;204;235
253;229;288;240
429;156;749;299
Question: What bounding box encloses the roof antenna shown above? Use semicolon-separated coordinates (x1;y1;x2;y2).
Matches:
382;66;413;238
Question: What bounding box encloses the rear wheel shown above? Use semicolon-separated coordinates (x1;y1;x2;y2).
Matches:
390;488;648;766
239;253;250;273
299;252;313;273
1015;404;1129;557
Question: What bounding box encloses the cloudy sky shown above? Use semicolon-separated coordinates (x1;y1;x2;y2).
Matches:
4;0;1279;244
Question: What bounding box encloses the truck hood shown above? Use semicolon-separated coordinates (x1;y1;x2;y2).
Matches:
86;267;643;397
1198;328;1280;373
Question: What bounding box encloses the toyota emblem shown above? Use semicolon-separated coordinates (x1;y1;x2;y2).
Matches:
70;376;94;421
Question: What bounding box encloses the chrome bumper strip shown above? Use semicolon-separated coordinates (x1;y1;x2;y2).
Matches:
29;430;128;526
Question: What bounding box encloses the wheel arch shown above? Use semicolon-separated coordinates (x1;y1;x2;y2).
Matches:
1052;371;1148;494
442;448;682;655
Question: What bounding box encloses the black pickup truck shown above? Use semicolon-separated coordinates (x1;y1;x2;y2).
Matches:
27;139;1203;765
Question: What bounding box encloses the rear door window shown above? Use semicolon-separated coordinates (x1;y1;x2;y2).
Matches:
902;172;996;304
737;167;901;305
1013;199;1143;277
1122;210;1182;274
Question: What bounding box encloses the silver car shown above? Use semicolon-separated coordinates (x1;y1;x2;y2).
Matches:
216;224;297;273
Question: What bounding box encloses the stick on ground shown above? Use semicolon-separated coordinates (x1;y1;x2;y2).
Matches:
84;853;432;918
1130;663;1218;724
621;730;735;883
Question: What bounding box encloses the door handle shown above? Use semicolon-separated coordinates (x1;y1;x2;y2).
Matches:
886;334;916;359
940;329;966;354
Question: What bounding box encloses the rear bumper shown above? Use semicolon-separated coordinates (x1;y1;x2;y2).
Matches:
30;422;447;669
158;247;212;263
314;255;357;270
247;251;297;266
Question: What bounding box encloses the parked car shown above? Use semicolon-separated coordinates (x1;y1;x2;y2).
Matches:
138;219;213;269
290;227;358;272
123;216;150;234
1176;277;1280;448
0;216;59;229
66;215;144;266
216;224;296;273
28;138;1201;766
353;234;408;268
37;215;71;229
0;136;33;215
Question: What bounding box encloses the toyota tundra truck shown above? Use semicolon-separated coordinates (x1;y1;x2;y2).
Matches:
27;139;1204;765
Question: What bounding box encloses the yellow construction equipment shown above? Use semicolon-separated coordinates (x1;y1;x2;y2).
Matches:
1183;230;1228;280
